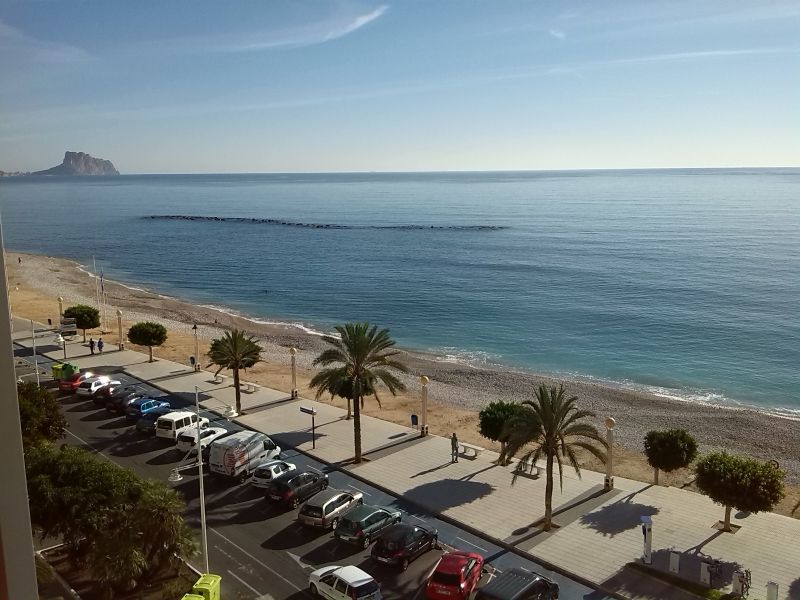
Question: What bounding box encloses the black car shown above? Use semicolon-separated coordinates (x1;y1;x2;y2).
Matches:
371;523;438;571
474;568;559;600
135;406;176;435
265;470;328;508
105;389;144;413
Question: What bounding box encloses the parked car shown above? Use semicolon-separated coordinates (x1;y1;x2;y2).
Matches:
266;470;328;509
135;406;176;435
176;426;229;455
473;568;559;600
155;411;209;440
251;460;296;488
75;376;111;398
426;551;485;600
208;431;281;482
309;565;382;600
334;505;402;549
58;371;94;393
90;380;122;404
125;397;171;421
97;382;137;400
371;523;438;571
105;389;145;414
298;489;364;530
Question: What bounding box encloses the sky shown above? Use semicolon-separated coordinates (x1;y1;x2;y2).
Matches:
0;0;798;173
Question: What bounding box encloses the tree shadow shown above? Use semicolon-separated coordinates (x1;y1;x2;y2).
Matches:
302;536;363;566
67;401;98;413
80;409;118;422
262;521;328;551
145;447;185;465
789;577;800;599
272;430;328;448
649;548;741;589
109;434;170;457
393;479;494;513
579;500;659;537
97;416;131;430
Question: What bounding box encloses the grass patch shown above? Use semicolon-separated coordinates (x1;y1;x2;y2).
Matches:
626;562;762;600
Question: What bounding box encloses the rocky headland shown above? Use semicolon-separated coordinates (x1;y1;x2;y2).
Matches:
31;151;119;176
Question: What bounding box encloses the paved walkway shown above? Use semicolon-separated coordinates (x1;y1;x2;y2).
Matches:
14;326;800;600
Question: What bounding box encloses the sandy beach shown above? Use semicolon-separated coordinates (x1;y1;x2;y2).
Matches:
7;251;800;514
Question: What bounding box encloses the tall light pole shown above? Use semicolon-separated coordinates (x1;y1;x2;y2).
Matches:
31;320;39;386
419;375;429;436
604;416;616;490
193;324;201;372
169;385;209;573
58;296;64;318
55;334;67;361
289;347;297;398
116;309;124;350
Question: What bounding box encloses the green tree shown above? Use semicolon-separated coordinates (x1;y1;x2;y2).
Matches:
695;451;785;532
478;400;523;464
63;304;100;342
17;381;67;445
643;429;698;485
127;321;168;362
206;328;263;415
310;322;408;463
500;384;607;531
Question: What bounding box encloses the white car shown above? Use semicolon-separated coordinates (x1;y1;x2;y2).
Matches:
309;565;382;600
176;427;229;454
75;376;112;397
251;460;296;488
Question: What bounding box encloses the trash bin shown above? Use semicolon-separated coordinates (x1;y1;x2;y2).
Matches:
180;595;204;600
62;363;78;377
51;364;64;380
191;574;222;600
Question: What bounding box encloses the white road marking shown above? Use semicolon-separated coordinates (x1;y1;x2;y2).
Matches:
210;528;301;591
455;536;488;553
227;569;264;596
518;566;531;572
408;514;428;523
286;551;314;570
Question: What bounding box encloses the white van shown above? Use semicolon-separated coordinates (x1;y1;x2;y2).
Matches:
209;431;281;482
155;411;210;441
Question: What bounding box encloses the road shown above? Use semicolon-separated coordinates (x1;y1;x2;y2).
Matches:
17;347;611;600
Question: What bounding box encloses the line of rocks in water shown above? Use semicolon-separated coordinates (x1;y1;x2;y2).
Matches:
143;215;508;231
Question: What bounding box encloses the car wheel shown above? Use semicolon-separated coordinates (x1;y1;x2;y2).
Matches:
292;497;300;509
357;498;364;505
310;583;319;597
331;518;339;531
400;558;409;572
430;535;439;551
362;535;370;550
395;516;401;524
322;480;328;490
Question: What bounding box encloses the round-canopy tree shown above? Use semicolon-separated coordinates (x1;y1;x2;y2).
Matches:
17;381;67;446
478;400;523;464
63;304;100;342
643;429;698;485
127;321;168;362
695;451;785;532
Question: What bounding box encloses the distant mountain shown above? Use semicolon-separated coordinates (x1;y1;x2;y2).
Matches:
32;151;119;176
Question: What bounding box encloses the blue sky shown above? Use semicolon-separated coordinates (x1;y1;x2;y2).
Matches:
1;0;798;173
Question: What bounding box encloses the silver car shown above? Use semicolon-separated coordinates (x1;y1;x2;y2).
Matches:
297;488;364;530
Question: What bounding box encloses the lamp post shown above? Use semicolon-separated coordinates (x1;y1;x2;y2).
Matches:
55;334;67;360
58;296;64;318
604;416;616;490
289;347;297;398
31;320;39;385
193;324;200;372
116;309;124;350
419;375;429;436
168;385;209;573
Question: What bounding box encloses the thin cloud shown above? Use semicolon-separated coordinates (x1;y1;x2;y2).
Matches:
0;19;89;63
596;47;800;67
548;29;566;40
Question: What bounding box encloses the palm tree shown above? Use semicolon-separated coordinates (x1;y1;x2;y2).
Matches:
310;322;408;463
500;384;608;531
206;329;263;416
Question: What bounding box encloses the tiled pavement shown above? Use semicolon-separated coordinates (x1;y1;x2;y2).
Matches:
15;327;800;600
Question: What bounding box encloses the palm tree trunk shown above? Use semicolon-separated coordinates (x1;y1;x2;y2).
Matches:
233;368;241;415
543;453;554;531
148;346;153;362
83;329;87;343
346;397;352;420
654;468;660;485
353;378;362;463
723;505;732;532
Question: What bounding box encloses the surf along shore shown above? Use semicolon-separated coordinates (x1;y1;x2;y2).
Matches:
8;251;800;515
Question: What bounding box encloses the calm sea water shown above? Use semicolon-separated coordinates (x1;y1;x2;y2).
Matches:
1;170;798;412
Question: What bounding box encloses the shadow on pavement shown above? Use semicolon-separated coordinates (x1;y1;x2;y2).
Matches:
146;447;186;466
789;577;800;599
410;462;453;478
651;548;741;590
109;434;170;457
302;537;362;566
578;500;659;537
274;430;329;448
354;548;441;600
67;401;98;413
98;416;132;430
262;522;328;551
80;409;118;422
394;479;494;513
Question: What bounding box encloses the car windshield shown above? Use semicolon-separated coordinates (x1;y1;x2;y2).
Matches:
254;468;272;478
338;518;359;532
352;581;380;598
177;434;193;443
300;505;323;518
79;382;92;388
377;538;399;552
431;572;461;586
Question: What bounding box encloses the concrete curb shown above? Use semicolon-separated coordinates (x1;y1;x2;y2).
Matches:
36;546;82;600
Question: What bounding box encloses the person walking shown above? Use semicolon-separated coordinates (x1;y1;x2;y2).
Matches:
451;433;459;463
89;337;95;355
97;338;104;354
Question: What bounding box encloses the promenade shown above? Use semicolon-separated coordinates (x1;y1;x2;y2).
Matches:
14;327;800;600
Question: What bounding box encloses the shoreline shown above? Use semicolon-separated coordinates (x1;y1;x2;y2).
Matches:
7;250;800;487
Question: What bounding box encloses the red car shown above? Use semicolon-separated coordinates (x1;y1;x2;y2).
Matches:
58;371;94;393
426;551;485;600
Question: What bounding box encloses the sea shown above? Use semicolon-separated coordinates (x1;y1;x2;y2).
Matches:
1;170;798;414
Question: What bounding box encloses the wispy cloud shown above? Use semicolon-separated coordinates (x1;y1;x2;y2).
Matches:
0;19;89;63
548;29;566;40
595;47;800;67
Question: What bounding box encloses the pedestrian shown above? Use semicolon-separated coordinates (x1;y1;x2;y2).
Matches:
451;433;459;463
18;257;21;264
97;338;104;354
89;337;95;354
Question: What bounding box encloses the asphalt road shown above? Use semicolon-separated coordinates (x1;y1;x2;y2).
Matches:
17;347;612;600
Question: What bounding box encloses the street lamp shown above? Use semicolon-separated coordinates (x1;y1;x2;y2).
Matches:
58;296;64;318
419;375;429;436
289;347;298;398
168;385;209;574
116;309;124;350
54;334;67;360
604;416;616;490
31;320;39;385
193;324;200;372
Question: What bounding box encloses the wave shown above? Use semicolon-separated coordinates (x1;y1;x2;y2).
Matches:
142;215;509;231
